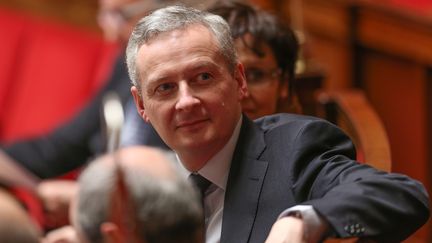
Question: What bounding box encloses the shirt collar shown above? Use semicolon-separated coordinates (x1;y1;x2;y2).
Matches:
178;116;242;190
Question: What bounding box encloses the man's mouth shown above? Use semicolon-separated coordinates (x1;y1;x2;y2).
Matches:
176;118;209;129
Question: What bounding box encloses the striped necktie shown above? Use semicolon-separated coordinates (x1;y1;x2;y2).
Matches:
188;173;211;208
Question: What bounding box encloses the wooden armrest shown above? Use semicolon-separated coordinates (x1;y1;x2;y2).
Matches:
316;89;391;172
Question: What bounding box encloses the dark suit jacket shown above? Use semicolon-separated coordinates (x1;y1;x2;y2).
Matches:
120;112;429;242
221;114;429;242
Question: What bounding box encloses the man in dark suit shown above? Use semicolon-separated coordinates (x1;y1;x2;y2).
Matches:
126;5;429;243
120;1;300;148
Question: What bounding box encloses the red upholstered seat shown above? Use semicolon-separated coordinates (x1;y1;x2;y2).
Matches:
0;9;27;121
0;8;118;142
0;7;119;229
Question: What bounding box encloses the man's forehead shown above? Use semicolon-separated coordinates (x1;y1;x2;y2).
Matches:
137;25;219;66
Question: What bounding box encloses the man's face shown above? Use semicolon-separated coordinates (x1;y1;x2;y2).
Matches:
132;24;247;167
237;34;287;120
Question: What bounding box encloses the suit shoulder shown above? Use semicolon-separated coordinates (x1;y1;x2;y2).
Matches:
254;113;330;132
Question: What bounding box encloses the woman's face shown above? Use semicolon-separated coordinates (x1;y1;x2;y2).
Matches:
236;34;287;120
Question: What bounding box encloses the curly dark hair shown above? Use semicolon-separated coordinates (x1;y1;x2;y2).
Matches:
208;1;299;98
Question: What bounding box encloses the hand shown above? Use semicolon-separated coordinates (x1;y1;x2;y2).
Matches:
265;217;306;243
41;225;79;243
37;180;78;229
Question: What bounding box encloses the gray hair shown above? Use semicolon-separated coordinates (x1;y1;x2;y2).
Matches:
76;150;203;243
126;4;237;90
75;159;114;243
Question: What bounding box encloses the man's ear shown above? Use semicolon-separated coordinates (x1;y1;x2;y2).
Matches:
100;222;122;243
131;86;150;123
234;62;249;100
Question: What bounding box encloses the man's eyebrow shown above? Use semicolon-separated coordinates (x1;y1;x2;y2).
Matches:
148;75;171;83
144;76;172;95
145;60;220;85
187;60;219;72
145;69;174;85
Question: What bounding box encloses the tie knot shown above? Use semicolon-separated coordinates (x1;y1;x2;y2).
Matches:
188;173;211;197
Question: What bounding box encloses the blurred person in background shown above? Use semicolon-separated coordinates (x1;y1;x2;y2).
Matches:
0;0;211;231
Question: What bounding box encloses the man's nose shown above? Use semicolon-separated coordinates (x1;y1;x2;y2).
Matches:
175;83;200;111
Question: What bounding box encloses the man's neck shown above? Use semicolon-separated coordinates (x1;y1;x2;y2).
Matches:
176;116;243;173
176;141;228;172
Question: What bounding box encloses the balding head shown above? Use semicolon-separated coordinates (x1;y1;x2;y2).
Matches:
74;146;203;243
113;146;178;179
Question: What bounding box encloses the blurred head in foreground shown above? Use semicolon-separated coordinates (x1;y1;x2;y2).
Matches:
74;146;203;243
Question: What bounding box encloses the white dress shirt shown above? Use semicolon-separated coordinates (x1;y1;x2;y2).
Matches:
177;116;242;243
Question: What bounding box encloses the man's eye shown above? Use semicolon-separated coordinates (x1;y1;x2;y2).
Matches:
155;83;176;94
197;72;213;83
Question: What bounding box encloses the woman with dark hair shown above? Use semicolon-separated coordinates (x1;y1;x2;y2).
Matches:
209;1;299;118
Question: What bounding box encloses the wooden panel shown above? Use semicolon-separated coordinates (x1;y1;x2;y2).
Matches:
300;1;432;241
357;7;432;65
247;0;277;11
301;0;353;90
355;5;432;240
305;35;353;90
0;0;99;30
362;51;429;242
363;52;427;180
302;0;351;41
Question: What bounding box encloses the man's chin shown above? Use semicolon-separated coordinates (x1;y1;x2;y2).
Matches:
175;134;216;150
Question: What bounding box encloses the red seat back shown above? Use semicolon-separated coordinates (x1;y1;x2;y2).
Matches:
0;8;119;142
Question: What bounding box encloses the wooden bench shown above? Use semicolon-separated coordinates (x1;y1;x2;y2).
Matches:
279;69;390;170
316;89;391;242
315;89;391;172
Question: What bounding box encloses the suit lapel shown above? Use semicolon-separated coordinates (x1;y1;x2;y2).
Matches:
221;116;268;243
